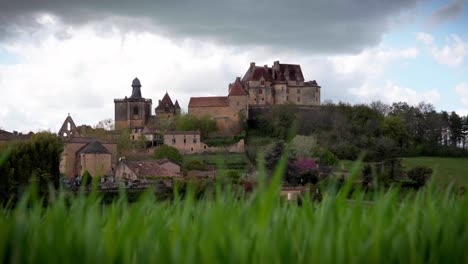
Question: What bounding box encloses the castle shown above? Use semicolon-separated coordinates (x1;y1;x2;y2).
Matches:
114;78;181;132
113;61;321;136
188;61;321;134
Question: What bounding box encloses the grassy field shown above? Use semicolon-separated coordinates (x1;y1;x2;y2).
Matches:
0;178;466;263
402;157;468;188
337;157;468;187
184;153;248;172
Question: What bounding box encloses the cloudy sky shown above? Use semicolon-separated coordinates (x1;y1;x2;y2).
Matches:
0;0;467;133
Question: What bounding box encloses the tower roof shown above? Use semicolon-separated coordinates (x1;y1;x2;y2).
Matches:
130;77;142;99
78;140;110;154
174;100;181;109
229;78;247;96
156;92;175;110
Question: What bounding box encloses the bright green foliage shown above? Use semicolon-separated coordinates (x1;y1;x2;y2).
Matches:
185;160;209;171
174;114;217;138
0;176;467;262
153;144;183;164
290;135;317;158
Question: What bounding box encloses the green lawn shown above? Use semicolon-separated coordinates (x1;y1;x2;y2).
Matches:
337;157;468;188
402;157;468;188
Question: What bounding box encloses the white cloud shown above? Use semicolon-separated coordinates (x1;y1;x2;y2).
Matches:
349;81;440;105
455;82;468;107
0;20;444;133
417;32;467;67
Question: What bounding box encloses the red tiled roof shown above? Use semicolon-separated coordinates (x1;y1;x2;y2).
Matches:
188;96;229;107
228;79;247;96
126;160;179;177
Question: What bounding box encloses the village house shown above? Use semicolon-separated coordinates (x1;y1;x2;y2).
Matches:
162;130;245;154
114;159;181;181
58;115;117;179
0;129;34;145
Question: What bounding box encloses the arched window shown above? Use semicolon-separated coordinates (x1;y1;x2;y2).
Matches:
133;106;139;116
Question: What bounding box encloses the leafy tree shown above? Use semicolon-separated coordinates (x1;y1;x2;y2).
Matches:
290;135;317;158
0;132;63;202
185;160;208;171
174;114;217;138
448;111;463;147
152;144;183;164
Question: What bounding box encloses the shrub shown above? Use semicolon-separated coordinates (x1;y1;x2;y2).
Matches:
407;166;433;187
185;160;209;171
362;164;373;187
153;144;183;164
225;169;241;184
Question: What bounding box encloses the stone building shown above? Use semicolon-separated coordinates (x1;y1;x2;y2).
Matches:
242;61;321;106
115;159;181;181
0;129;34;145
114;78;153;131
162;130;244;154
188;78;248;134
77;141;112;177
114;78;180;139
155;92;181;120
58;115;117;179
188;61;321;133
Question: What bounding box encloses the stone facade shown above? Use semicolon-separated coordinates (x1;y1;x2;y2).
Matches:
188;61;321;133
162;131;244;154
58;115;117;179
188;78;248;134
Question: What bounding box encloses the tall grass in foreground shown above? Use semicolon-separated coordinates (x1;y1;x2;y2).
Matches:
0;168;467;263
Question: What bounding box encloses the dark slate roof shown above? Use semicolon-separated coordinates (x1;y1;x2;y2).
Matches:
174;100;181;109
77;141;111;154
130;77;143;99
156;92;175;110
188;96;229;107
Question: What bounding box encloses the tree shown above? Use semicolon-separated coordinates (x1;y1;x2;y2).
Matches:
152;144;183;164
290;135;317;158
94;118;114;130
174;114;217;138
448;111;463;147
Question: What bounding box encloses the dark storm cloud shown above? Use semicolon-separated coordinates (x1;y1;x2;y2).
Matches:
429;0;465;26
0;0;420;53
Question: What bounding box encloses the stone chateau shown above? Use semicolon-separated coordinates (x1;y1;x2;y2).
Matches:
113;61;321;136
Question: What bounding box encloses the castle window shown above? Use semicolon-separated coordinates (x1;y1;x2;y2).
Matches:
237;101;239;106
286;88;289;94
133;106;139;116
297;89;301;94
172;137;176;144
286;96;289;101
193;138;197;144
259;89;263;94
184;137;186;145
296;80;300;85
261;80;265;86
297;97;300;102
262;98;264;101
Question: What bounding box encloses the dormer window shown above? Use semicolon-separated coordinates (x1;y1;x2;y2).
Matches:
259;89;263;94
260;80;265;86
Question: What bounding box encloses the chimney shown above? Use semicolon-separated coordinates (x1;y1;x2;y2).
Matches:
235;76;241;82
250;62;255;69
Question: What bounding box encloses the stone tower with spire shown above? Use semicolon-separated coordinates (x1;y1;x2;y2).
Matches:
114;77;153;130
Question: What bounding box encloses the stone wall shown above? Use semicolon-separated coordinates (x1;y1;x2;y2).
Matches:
78;153;112;177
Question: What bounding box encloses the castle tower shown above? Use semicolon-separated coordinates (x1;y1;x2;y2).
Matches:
114;77;152;130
